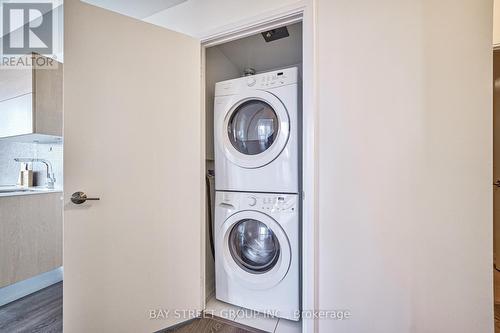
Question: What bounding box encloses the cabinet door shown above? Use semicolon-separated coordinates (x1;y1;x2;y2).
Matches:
0;193;62;288
33;55;63;136
0;67;33;138
64;1;202;332
0;94;33;137
0;68;32;103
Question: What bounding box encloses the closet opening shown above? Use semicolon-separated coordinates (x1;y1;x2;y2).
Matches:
203;20;304;333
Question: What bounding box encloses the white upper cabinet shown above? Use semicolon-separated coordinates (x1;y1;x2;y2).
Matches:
0;54;63;142
0;93;33;138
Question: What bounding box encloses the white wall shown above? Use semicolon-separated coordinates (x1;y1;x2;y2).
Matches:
144;0;303;38
317;0;493;332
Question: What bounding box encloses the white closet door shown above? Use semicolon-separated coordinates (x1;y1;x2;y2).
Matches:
63;1;202;332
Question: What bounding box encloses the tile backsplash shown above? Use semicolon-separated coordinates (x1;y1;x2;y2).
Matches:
0;141;63;189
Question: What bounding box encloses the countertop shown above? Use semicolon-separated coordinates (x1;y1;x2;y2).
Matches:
0;185;63;198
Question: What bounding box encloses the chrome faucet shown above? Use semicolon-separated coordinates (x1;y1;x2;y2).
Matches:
14;158;56;189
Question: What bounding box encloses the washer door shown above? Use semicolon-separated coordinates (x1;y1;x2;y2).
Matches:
221;90;290;169
219;210;291;289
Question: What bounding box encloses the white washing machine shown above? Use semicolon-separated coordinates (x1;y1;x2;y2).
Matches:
214;67;299;194
215;191;300;321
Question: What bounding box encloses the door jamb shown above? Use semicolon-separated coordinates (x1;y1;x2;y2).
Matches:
199;2;317;332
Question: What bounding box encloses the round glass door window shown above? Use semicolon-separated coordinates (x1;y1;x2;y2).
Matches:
229;219;280;274
227;100;279;155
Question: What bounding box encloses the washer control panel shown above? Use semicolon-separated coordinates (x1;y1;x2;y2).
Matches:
215;67;298;96
243;194;297;213
246;196;257;206
218;192;298;213
246;76;257;87
256;71;290;88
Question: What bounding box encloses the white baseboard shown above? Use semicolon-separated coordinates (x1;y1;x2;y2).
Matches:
0;267;63;307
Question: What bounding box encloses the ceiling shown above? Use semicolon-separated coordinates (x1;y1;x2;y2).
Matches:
81;0;187;19
145;0;301;38
215;22;302;74
79;0;301;38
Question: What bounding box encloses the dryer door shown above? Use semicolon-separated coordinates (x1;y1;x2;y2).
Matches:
219;210;291;289
220;90;290;169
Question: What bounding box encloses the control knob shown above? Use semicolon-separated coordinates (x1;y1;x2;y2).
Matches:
246;196;257;206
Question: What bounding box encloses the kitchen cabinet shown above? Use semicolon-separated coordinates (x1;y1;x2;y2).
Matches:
0;54;63;142
0;192;63;288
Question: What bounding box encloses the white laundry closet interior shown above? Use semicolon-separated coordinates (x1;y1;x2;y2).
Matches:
204;22;303;333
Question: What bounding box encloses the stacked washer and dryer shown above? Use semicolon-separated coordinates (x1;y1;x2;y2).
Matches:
214;67;300;321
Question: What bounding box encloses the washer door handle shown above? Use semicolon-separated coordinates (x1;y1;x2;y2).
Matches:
219;203;235;209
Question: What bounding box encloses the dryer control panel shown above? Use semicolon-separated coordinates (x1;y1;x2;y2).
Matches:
215;67;298;96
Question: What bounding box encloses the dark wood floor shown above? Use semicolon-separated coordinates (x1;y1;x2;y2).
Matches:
0;282;62;333
0;283;261;333
163;316;265;333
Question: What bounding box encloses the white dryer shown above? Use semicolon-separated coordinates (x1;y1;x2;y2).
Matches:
214;67;299;194
215;191;300;321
